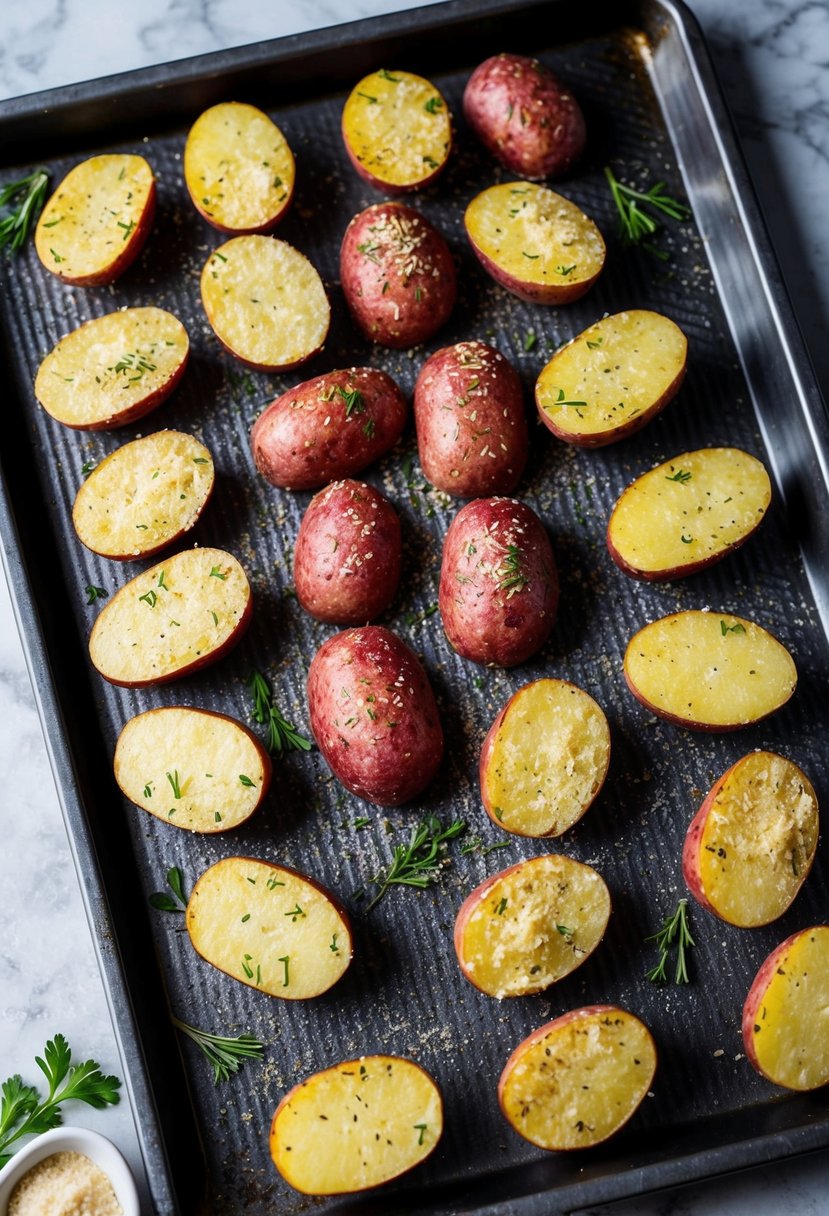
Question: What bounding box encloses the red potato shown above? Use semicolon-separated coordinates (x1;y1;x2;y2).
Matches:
270;1055;442;1194
184;101;295;233
294;480;402;624
464;182;604;304
34;154;155;286
341;69;452;193
340;201;456;348
480;678;610;836
682;751;818;927
624;611;797;730
463;53;586;180
499;1006;657;1150
307;625;443;806
88;547;251;687
35;308;189;431
414;341;528;497
439;497;558;667
251;367;407;491
200;235;330;372
454;854;611;998
742;925;829;1091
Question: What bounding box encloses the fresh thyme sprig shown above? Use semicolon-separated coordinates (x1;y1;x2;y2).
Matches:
604;166;690;257
645;898;695;984
0;170;49;253
0;1034;120;1166
171;1017;264;1085
149;866;188;913
249;670;312;754
363;815;467;910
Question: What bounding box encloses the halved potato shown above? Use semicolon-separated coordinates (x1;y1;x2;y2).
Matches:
536;311;687;446
270;1055;442;1193
480;678;610;836
72;431;213;559
464;182;604;304
200;236;330;372
607;448;771;578
35;154;155;286
499;1006;657;1150
114;707;271;833
184;101;295;233
341;69;452;192
35;308;189;431
742;925;829;1091
187;856;352;999
682;752;818;927
454;855;610;998
88;547;251;687
624;611;797;730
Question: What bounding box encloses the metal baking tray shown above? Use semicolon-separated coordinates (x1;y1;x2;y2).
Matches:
1;0;827;1212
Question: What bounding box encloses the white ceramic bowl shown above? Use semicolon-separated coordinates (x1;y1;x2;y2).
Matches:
0;1126;139;1216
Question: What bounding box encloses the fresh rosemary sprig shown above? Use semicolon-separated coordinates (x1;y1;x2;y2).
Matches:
149;866;188;913
645;898;695;984
364;815;467;910
171;1017;264;1085
249;670;312;754
0;170;49;253
497;545;528;596
604;166;690;255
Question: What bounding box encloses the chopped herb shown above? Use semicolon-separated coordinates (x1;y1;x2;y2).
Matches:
166;770;182;799
278;955;290;987
645;898;695;984
363;417;376;438
721;620;747;636
330;934;340;953
116;218;135;241
495;898;508;915
241;914;251;923
335;384;365;417
424;97;443;113
284;903;305;922
550;387;588;410
249;670;312;754
497;545;528;596
143;783;153;799
522;251;539;260
586;336;604;350
193;456;210;464
377;68;401;82
0;170;49;253
680;534;693;544
414;1123;427;1145
666;469;692;483
50;248;63;263
138;589;158;608
157;570;168;590
80;460;96;479
460;835;511;857
171;1018;263;1085
555;264;576;275
149;866;187;913
209;566;227;580
422;155;439;169
357;91;378;103
363;815;467;910
523;329;537;352
84;585;107;605
556;924;574;940
406;602;439;627
239;774;256;788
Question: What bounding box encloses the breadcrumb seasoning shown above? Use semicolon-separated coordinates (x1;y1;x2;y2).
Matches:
8;1151;122;1216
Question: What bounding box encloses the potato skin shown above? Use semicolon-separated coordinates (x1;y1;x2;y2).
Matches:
307;626;443;806
340;202;456;348
294;480;402;624
414;341;527;497
439;498;558;667
251;367;407;490
463;53;586;179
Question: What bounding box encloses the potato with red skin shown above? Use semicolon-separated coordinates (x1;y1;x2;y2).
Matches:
439;498;558;667
307;626;443;806
251;367;407;491
294;480;402;624
463;53;586;180
340;202;456;348
414;341;527;497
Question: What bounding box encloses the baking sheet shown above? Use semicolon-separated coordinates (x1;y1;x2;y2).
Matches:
1;1;828;1212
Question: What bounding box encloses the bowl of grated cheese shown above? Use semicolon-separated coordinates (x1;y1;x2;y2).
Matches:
0;1127;139;1216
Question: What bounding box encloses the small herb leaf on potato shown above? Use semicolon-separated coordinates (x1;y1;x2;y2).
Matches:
342;69;451;192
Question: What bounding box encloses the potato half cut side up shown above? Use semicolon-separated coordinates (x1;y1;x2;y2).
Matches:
72;431;214;559
186;857;352;999
624;611;796;729
499;1006;657;1149
114;707;271;833
683;752;818;927
454;855;611;998
270;1055;442;1193
200;235;330;371
480;678;610;836
35;308;189;431
742;925;829;1091
88;547;252;686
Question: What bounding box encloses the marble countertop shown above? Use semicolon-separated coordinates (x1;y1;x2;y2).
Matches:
0;2;827;1214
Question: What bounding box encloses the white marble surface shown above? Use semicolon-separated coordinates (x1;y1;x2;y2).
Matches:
0;2;827;1214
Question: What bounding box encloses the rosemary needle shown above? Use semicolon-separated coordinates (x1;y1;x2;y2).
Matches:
0;170;49;253
364;815;466;910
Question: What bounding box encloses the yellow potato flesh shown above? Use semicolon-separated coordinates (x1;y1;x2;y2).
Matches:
73;431;212;558
624;612;796;728
115;708;266;832
609;448;770;576
200;236;329;369
187;857;350;999
458;856;610;998
35;154;153;280
465;182;604;293
749;928;829;1090
501;1009;656;1149
484;680;609;836
35;308;188;429
342;70;451;188
536;310;686;439
271;1056;441;1193
697;753;818;927
184;102;294;230
88;547;249;685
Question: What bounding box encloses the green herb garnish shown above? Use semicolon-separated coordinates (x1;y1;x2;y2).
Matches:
0;170;49;253
604;165;690;255
84;585;107;605
149;866;187;913
363;815;466;910
171;1017;263;1084
249;670;312;754
645;898;695;984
